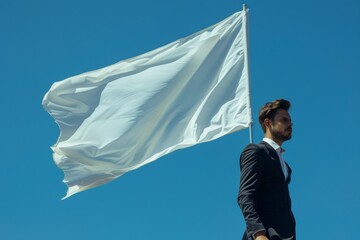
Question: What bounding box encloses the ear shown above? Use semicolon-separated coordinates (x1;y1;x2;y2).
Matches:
264;118;272;129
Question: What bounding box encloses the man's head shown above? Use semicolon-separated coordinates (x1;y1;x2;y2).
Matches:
259;99;292;145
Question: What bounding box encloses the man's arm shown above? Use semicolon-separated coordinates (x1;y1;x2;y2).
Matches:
238;144;266;238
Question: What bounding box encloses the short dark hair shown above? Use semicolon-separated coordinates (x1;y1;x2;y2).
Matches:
258;99;291;133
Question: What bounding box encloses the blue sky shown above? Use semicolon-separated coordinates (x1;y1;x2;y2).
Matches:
1;0;359;239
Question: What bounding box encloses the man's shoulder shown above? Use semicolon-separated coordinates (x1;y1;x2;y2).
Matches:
241;142;268;156
242;142;267;151
239;143;269;166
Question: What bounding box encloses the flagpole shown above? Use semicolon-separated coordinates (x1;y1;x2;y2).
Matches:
242;4;254;144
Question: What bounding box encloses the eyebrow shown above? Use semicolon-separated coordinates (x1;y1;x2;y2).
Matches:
282;116;292;121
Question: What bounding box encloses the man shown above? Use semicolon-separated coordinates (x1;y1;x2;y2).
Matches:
238;99;296;240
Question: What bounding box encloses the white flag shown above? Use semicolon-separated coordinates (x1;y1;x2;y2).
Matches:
43;10;251;199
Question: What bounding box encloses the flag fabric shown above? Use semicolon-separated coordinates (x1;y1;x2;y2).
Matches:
43;9;251;199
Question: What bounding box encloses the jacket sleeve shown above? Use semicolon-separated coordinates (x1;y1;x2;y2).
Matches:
238;144;266;237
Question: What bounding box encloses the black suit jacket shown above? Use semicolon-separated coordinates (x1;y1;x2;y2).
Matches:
238;141;296;240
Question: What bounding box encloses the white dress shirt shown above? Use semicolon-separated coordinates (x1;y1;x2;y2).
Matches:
262;138;289;180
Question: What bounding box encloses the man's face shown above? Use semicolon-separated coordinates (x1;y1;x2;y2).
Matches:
268;109;293;143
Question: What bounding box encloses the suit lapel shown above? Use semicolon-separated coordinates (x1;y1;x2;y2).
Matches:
261;141;287;182
285;162;292;184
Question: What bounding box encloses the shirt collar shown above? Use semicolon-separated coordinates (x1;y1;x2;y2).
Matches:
262;137;284;154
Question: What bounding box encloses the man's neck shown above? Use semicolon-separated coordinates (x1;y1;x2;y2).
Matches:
264;133;283;146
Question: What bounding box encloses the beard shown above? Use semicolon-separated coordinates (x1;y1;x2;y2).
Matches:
270;127;292;142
